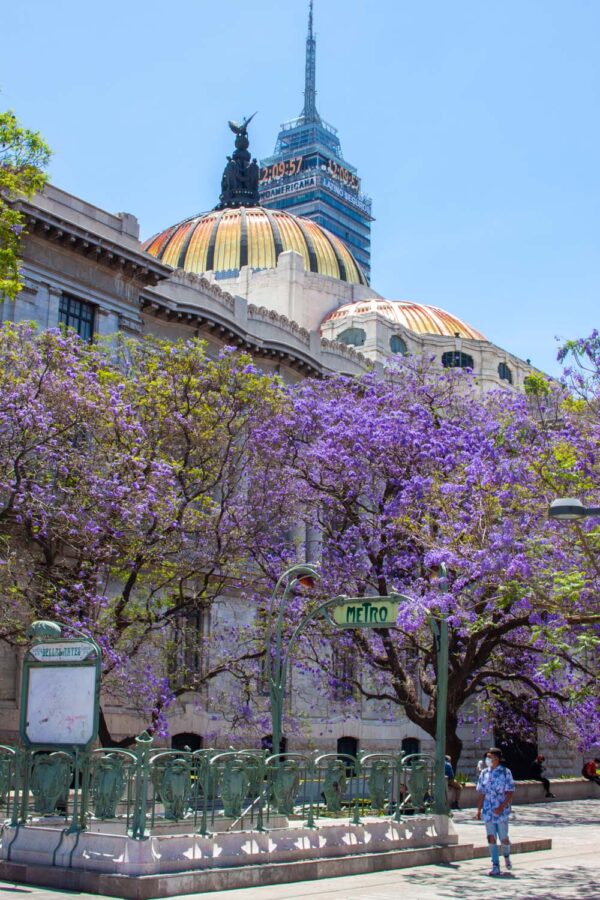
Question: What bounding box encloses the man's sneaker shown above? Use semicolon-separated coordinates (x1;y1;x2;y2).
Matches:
504;856;512;870
488;865;502;877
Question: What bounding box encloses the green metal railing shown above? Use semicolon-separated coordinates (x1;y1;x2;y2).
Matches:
266;566;449;819
0;739;437;842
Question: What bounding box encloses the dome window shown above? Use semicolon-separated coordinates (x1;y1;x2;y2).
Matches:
498;362;513;384
390;334;407;355
442;351;474;369
337;327;366;347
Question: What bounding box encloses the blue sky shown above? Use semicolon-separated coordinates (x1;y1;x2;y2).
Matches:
2;0;598;376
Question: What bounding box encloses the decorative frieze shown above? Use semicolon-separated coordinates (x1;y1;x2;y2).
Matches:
170;270;236;310
320;336;369;366
247;304;311;345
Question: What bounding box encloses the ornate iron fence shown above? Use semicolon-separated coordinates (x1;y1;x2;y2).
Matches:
0;737;435;840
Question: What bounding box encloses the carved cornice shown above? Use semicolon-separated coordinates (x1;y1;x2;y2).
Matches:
13;198;171;287
139;290;368;377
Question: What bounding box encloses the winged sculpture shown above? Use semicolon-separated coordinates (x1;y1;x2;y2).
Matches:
216;112;261;209
228;112;257;136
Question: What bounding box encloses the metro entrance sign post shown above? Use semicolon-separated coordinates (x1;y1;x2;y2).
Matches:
268;584;404;764
429;564;449;817
20;620;102;751
15;620;102;835
268;567;449;816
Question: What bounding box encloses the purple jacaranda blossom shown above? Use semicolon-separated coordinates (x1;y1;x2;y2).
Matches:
0;323;281;745
241;352;599;761
1;322;597;756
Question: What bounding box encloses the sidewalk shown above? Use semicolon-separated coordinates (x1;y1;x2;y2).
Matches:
0;799;598;900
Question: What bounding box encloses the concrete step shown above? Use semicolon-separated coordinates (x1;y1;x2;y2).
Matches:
472;837;552;859
0;837;551;900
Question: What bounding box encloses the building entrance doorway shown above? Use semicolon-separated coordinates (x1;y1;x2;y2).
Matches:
494;731;537;780
171;732;203;752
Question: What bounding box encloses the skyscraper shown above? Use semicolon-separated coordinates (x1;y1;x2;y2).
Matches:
259;1;373;281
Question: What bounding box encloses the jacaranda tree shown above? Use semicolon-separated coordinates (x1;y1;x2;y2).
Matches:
0;109;50;301
0;323;280;742
245;356;599;761
1;321;596;754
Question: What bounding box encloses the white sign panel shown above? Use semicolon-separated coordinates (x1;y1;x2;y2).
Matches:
29;641;94;662
259;176;316;202
25;665;97;745
321;177;372;214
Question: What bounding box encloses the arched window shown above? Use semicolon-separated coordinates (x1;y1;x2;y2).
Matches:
337;736;359;775
498;362;513;384
261;734;288;755
337;736;359;758
390;334;407;355
401;737;421;758
442;351;474;369
171;732;203;752
337;327;366;347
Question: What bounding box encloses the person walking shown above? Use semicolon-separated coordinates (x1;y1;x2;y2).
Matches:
529;754;555;798
476;747;515;877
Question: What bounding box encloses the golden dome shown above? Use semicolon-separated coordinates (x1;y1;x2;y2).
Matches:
322;298;486;341
143;207;368;286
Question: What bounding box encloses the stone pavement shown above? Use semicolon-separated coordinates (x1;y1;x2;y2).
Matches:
0;799;598;900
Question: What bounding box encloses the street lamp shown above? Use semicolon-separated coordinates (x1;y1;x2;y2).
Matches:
267;564;321;758
548;498;600;521
428;564;449;817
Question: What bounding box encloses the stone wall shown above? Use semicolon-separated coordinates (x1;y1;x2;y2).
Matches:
321;310;535;392
456;778;599;808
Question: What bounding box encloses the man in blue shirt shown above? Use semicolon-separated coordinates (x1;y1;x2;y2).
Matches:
476;747;515;877
445;755;462;809
444;755;455;780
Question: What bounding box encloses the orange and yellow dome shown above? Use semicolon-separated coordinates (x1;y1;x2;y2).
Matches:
143;207;368;286
322;298;486;340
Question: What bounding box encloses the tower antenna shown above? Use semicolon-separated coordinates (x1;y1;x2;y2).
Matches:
302;0;320;122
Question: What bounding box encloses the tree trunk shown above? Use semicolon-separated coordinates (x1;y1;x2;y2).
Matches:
446;727;463;769
393;697;464;767
98;706;138;748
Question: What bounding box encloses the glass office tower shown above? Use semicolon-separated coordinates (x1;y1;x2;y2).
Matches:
259;2;373;281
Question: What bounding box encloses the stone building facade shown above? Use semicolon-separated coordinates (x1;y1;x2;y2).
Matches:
1;179;580;779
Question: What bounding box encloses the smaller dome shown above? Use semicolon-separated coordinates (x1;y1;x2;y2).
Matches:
322;298;486;341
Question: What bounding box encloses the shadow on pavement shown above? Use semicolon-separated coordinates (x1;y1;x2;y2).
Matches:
454;799;600;829
402;864;600;899
0;888;33;894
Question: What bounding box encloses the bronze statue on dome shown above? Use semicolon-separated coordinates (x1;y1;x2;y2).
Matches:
228;112;256;144
216;114;261;210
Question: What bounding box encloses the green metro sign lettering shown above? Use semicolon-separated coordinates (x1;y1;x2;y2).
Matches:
329;596;403;628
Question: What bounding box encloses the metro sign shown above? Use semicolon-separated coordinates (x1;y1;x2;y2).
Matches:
328;595;405;628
